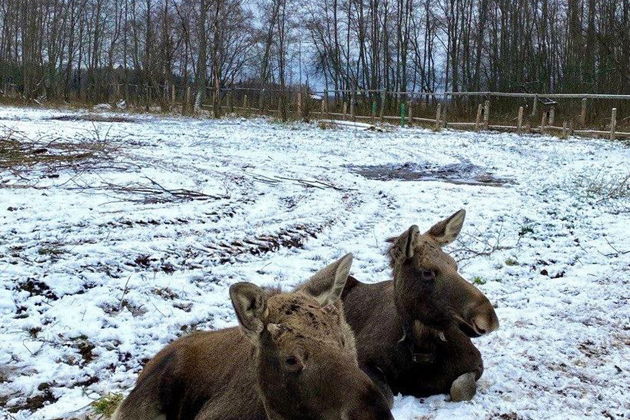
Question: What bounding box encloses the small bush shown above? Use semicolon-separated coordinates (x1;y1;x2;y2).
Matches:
518;225;534;236
472;276;486;285
92;393;123;417
571;169;629;204
504;257;519;266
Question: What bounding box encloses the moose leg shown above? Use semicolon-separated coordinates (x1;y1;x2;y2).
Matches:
363;364;394;409
450;372;477;402
440;327;483;402
405;326;482;400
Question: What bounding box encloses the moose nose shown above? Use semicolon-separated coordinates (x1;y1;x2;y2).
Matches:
471;310;499;335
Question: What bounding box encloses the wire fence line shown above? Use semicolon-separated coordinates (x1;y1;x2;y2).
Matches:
1;82;629;140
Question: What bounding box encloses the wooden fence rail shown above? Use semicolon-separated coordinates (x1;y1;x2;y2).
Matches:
203;88;629;140
2;84;629;139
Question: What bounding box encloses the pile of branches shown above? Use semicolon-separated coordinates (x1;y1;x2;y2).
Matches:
0;129;117;175
68;176;228;204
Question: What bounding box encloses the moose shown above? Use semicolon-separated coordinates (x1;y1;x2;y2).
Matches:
113;254;393;420
341;209;500;404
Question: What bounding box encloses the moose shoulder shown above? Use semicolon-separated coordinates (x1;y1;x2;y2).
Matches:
342;209;499;403
113;254;393;420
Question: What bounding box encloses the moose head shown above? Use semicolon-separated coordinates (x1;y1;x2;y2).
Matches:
388;210;499;339
230;253;393;420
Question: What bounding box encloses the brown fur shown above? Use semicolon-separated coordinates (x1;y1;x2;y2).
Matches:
342;210;499;401
113;254;393;420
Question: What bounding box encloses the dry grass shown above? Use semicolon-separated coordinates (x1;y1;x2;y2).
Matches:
567;169;630;213
580;170;630;202
0;129;116;174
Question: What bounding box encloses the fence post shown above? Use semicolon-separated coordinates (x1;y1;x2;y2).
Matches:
408;100;413;126
171;85;176;104
475;103;483;131
371;100;377;123
440;93;448;128
540;111;547;134
226;91;232;113
259;89;264;113
380;89;386;122
145;84;151;111
342;101;348;120
610;108;617;140
483;100;490;129
400;102;406;127
549;107;555;126
350;89;356;121
569;120;574;136
185;86;191;114
435;103;442;131
517;106;524;134
442;102;448;128
580;98;587;126
531;94;538;116
297;91;302;119
562;121;568;139
213;87;221;118
324;89;329;117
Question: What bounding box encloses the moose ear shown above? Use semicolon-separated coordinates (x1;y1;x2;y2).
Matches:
404;225;420;258
427;209;466;245
300;253;353;307
389;225;420;261
230;282;268;339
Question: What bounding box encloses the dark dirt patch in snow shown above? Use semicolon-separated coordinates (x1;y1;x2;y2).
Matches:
17;278;58;300
206;222;334;264
48;114;136;123
347;160;511;186
7;382;59;413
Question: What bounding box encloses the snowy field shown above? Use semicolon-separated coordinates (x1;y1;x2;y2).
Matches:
0;106;628;419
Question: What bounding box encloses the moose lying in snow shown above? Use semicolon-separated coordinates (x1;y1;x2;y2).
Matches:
341;209;500;404
113;253;393;420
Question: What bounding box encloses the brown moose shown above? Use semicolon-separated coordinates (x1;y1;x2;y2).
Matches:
342;209;500;404
113;253;393;420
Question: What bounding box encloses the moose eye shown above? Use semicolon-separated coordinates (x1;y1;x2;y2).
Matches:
284;355;304;373
421;270;435;281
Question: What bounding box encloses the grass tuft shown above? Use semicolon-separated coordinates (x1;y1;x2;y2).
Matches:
472;276;487;285
504;257;519;266
91;393;124;417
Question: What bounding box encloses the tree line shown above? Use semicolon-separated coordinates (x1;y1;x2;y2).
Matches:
0;0;628;106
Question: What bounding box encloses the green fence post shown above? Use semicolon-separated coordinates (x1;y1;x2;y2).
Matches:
371;101;377;123
400;102;407;127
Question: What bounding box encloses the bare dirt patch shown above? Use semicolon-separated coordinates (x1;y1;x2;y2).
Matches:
347;160;511;186
48;114;136;123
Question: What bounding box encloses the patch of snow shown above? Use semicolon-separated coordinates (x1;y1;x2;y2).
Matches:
0;106;628;419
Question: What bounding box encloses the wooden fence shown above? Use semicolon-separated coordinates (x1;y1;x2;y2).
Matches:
2;82;629;140
206;88;630;140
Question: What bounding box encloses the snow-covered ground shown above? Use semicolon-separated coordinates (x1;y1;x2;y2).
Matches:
0;106;628;419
